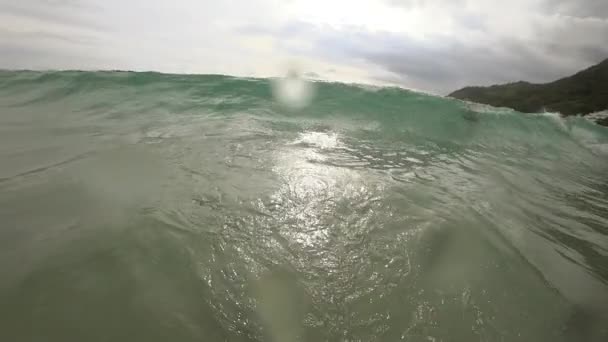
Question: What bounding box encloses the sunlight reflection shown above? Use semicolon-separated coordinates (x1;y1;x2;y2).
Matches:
271;131;363;247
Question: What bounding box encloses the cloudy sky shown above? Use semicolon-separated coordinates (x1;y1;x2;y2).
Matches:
0;0;607;93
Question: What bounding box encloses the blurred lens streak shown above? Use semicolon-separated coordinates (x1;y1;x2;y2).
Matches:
271;67;316;109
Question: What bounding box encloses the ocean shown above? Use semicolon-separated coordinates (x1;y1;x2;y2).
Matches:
0;70;607;341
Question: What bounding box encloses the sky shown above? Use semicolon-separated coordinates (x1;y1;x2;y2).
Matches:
0;0;607;94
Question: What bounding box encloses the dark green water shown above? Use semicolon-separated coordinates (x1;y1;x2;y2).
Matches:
0;70;607;341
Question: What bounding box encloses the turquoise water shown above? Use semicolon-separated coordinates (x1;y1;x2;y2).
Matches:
0;70;607;341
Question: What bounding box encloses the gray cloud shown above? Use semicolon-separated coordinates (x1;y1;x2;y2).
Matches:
387;0;608;19
244;15;608;93
1;0;607;93
0;0;108;70
385;0;465;8
320;31;558;92
0;40;109;70
0;28;98;46
0;0;106;31
546;0;608;19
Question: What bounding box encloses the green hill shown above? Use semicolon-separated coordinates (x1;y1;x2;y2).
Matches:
449;58;608;124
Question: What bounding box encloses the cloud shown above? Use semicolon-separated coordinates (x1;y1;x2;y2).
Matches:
385;0;465;8
0;0;606;93
242;10;608;93
546;0;608;19
304;71;321;78
0;37;110;70
0;0;106;32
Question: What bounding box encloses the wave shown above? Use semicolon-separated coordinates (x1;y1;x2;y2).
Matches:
1;70;608;341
